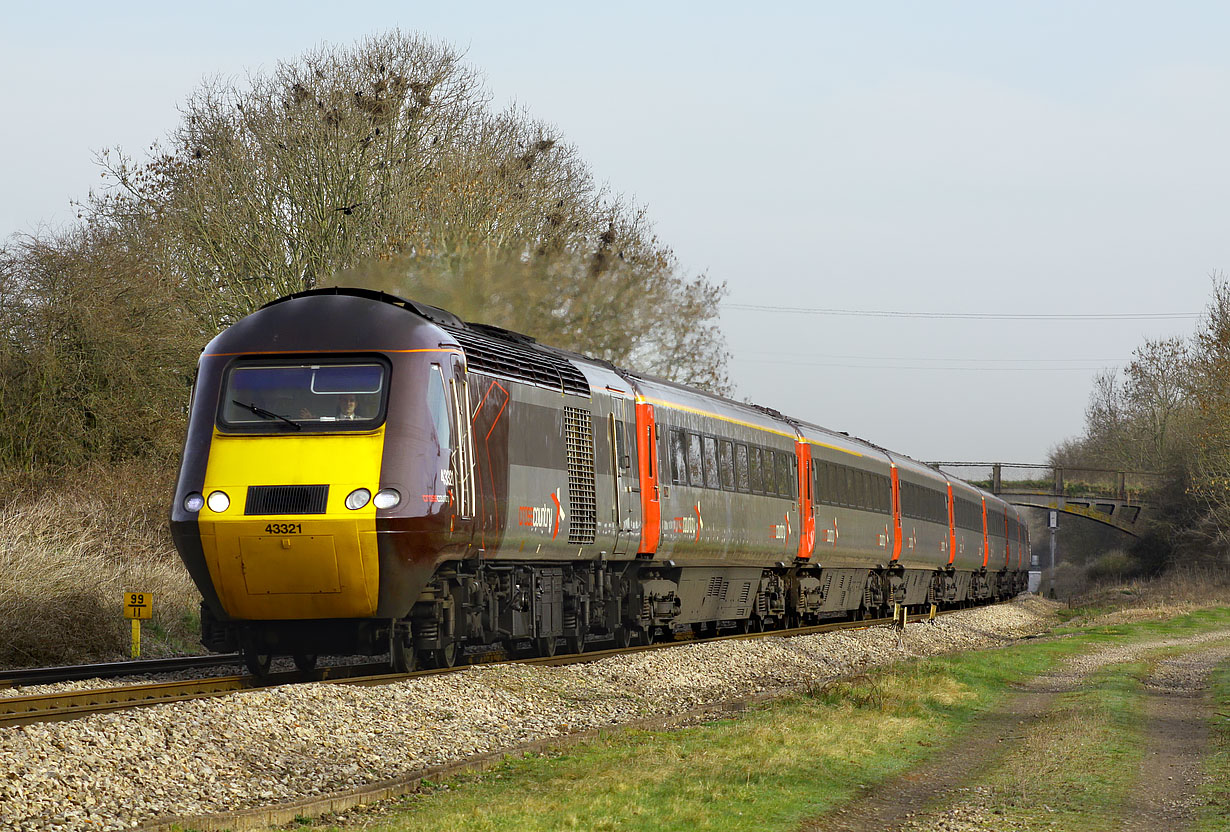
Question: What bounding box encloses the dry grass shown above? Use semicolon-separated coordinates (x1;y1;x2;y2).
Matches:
1065;567;1230;626
0;461;202;668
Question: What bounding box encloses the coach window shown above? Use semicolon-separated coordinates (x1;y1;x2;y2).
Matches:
750;446;764;493
703;436;720;489
719;440;736;491
777;452;796;499
614;419;629;470
670;429;688;485
687;433;704;487
761;447;777;495
735;443;750;492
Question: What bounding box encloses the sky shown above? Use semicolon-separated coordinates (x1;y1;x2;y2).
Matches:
4;1;1228;465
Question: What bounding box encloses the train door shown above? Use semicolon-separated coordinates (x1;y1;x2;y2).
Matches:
447;356;477;542
795;440;815;560
635;402;661;555
607;394;639;554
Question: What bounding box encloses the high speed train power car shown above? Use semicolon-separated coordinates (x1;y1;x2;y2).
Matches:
170;288;1029;674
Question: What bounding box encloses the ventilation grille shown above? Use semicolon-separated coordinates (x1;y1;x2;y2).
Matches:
444;326;590;397
245;485;329;515
564;406;597;544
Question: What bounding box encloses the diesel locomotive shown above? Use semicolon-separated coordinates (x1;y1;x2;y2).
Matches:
170;288;1029;674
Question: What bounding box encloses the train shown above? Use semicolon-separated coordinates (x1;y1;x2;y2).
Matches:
170;287;1030;674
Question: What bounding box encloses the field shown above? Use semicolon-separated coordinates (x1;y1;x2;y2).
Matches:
271;598;1230;832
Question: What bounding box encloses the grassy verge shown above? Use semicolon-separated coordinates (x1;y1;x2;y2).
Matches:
285;608;1230;832
1199;659;1230;831
0;460;202;667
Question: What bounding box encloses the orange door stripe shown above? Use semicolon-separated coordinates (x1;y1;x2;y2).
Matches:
795;441;815;560
635;402;661;554
890;465;903;561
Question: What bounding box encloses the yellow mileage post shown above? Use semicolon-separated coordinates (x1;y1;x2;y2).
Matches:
123;592;153;658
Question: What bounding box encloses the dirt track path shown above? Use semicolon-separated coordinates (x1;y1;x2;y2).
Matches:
799;631;1230;832
1123;648;1228;831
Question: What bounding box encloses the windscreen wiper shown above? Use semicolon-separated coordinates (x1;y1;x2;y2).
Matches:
231;400;302;430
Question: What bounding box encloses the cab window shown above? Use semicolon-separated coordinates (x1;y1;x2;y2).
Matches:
218;359;388;432
427;364;451;451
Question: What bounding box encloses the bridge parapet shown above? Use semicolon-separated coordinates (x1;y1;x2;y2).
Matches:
997;493;1144;536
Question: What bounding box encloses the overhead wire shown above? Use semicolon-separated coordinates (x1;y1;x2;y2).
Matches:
730;357;1123;371
722;304;1199;321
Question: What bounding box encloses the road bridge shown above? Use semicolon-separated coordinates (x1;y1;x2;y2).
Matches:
925;462;1157;538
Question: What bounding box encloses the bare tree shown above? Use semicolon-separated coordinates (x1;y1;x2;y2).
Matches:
91;30;729;390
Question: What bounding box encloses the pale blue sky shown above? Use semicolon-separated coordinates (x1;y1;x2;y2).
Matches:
4;2;1228;463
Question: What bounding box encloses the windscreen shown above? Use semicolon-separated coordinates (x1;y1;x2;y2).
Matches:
219;360;388;431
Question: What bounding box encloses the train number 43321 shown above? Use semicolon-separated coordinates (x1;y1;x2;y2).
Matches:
265;523;302;535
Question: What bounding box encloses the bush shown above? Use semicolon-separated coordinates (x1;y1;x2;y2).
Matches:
1084;549;1140;584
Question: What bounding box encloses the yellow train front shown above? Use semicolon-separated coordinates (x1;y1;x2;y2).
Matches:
170;289;465;672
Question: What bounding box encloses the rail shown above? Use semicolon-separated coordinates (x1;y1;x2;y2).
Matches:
0;609;954;728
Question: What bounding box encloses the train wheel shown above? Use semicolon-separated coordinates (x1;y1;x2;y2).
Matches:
748;616;764;633
613;627;634;649
243;650;272;678
535;636;558;658
292;653;317;672
430;640;460;669
565;633;585;655
390;628;415;673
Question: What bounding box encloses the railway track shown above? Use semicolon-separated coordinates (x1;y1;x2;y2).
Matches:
0;653;245;689
0;609;948;728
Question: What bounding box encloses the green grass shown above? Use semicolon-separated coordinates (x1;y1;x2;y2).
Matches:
288;608;1230;832
298;640;1088;830
1198;659;1230;831
963;661;1148;830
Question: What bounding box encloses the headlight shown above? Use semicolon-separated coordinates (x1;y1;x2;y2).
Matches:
374;488;401;509
345;488;371;510
206;491;230;512
183;492;205;513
